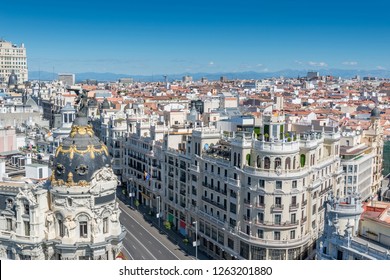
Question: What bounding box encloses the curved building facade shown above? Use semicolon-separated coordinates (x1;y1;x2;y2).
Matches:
0;113;125;260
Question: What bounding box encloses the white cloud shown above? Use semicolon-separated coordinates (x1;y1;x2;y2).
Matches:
342;61;358;66
208;61;214;66
294;60;304;65
308;61;328;67
256;63;263;67
377;66;386;70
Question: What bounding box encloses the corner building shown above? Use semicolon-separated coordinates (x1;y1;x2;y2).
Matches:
123;109;343;259
0;112;125;260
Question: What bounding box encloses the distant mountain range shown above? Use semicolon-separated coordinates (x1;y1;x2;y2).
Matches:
28;69;390;83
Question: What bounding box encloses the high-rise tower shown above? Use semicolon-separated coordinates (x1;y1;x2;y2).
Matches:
0;39;28;84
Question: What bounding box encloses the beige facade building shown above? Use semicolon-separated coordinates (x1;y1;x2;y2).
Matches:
120;108;344;259
0;40;28;84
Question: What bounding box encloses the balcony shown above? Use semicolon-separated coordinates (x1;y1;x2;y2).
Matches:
319;185;333;196
301;200;307;207
198;210;226;227
189;164;200;173
271;204;284;212
255;220;299;229
243;215;252;223
255;203;265;209
289;203;299;212
301;216;307;223
202;196;227;211
244;199;252;207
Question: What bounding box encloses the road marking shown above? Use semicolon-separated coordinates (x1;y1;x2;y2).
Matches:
125;228;157;260
119;201;181;260
123;246;134;260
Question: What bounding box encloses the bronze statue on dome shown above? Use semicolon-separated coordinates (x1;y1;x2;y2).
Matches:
75;89;88;117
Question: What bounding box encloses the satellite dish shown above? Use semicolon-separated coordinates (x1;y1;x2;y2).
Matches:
204;143;209;150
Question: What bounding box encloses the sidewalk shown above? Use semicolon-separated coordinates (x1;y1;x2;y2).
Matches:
117;189;210;260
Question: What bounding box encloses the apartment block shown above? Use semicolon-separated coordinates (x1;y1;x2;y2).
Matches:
120;109;344;259
0;40;28;84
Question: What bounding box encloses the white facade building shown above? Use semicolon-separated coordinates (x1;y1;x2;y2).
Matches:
0;40;28;84
121;109;344;259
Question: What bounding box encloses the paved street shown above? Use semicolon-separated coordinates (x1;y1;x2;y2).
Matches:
117;198;196;260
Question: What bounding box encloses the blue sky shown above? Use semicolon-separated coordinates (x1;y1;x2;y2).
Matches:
1;0;389;75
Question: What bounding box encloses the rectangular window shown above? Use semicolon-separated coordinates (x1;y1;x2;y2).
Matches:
292;180;297;188
290;230;295;240
276;181;282;189
80;221;88;237
228;238;234;249
258;229;264;239
24;221;30;236
103;217;108;234
230;203;237;214
259;179;265;188
291;213;296;223
274;231;281;240
24;203;29;215
248;177;251;185
59;220;64;237
292;196;297;206
257;212;264;223
274;214;281;225
258;195;264;206
6;218;12;231
275;197;282;206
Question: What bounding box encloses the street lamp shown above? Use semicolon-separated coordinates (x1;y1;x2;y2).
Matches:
193;220;198;260
157;196;161;229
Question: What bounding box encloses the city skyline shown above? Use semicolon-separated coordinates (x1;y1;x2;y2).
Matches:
1;0;389;75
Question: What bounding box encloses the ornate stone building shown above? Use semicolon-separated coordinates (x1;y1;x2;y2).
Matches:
0;100;125;260
122;109;343;259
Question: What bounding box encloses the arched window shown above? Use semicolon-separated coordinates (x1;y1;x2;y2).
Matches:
285;157;291;170
300;154;306;167
257;155;261;168
56;213;65;238
78;215;89;238
264;157;271;169
275;157;282;169
293;156;296;169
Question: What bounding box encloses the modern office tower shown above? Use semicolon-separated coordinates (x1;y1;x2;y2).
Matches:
58;73;75;86
0;105;125;260
122;109;343;259
0;39;28;84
